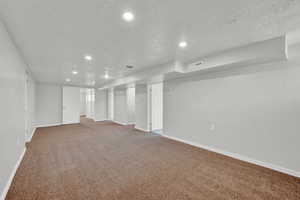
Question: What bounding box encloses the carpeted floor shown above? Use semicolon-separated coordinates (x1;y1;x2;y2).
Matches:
6;117;300;200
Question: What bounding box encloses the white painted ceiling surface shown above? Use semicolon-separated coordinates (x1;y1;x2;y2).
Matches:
0;0;300;87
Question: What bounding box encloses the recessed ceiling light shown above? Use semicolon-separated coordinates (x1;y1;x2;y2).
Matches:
72;70;78;75
179;41;187;48
104;73;109;79
65;78;71;82
84;55;92;61
122;12;134;22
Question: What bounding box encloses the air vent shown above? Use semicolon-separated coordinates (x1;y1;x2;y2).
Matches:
126;65;134;69
195;61;204;66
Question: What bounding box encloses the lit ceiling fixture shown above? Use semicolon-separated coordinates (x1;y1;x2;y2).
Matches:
104;73;109;79
122;12;134;22
65;78;71;82
72;70;78;75
179;41;187;48
84;55;93;61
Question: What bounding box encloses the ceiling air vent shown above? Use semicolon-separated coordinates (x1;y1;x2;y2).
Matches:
126;65;134;69
195;61;204;66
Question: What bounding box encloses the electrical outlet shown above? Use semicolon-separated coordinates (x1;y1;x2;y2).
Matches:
210;123;215;131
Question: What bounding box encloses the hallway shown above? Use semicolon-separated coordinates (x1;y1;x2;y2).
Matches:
6;119;300;200
2;1;300;199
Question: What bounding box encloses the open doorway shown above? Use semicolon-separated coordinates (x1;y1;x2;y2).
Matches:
79;88;95;123
80;88;87;117
148;82;163;134
85;88;95;120
63;87;95;124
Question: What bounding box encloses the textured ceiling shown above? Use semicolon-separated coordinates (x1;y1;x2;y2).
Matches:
0;0;300;87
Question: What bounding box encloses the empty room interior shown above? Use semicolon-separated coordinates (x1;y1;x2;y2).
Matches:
1;0;300;199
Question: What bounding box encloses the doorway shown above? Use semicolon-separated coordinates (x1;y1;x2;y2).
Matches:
79;88;96;123
85;88;95;120
149;82;163;134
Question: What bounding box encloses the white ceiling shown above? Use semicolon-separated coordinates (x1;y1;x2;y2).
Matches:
0;0;300;87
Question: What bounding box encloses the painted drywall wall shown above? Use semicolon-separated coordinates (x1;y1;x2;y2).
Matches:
35;83;62;126
62;86;80;124
0;20;33;199
114;89;127;124
80;89;86;116
85;89;95;119
25;74;36;141
114;87;136;125
108;88;114;120
150;83;163;131
126;87;135;124
164;60;300;175
135;85;148;131
95;89;107;121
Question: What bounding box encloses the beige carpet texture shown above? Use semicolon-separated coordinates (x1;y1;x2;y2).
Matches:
6;118;300;200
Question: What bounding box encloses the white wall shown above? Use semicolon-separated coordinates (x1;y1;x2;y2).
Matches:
126;87;135;124
85;88;95;119
108;88;114;120
62;86;80;124
164;61;300;175
150;83;163;131
114;89;127;124
35;83;62;126
135;85;148;131
94;89;107;121
0;20;35;199
25;74;36;141
114;87;136;125
80;89;86;116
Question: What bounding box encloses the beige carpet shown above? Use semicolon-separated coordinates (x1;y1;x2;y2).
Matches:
6;117;300;199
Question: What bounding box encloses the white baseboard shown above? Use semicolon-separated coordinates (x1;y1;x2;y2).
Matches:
112;120;128;126
26;127;36;142
126;123;135;126
152;129;163;135
0;148;26;200
162;134;300;178
134;126;149;132
61;122;80;125
35;123;62;128
94;119;108;122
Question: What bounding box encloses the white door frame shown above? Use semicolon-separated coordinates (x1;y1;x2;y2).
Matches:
147;82;163;133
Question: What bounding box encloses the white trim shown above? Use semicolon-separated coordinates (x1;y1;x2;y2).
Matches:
94;118;108;122
152;129;163;135
162;134;300;178
112;120;128;126
0;148;26;200
35;123;62;128
62;122;80;125
26;127;36;142
134;126;149;132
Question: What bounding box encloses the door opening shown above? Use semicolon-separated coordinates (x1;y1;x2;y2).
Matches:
148;82;163;134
